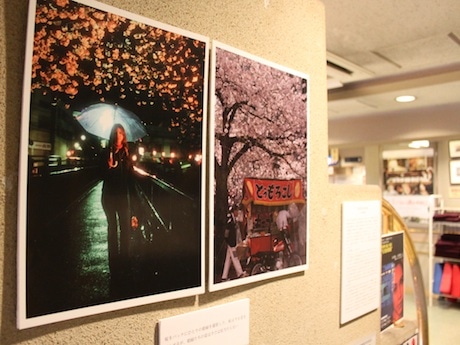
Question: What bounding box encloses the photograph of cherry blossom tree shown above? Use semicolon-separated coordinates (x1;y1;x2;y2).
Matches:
209;42;309;291
17;0;208;328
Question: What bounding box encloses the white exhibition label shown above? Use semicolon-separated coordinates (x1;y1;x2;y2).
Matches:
348;333;376;345
341;200;381;325
158;299;250;345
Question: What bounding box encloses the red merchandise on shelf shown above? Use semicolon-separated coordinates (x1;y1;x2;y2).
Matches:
440;262;453;295
451;264;460;298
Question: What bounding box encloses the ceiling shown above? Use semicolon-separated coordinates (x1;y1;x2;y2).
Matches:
322;1;460;136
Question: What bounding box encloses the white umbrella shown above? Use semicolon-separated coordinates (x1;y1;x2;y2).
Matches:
76;103;147;142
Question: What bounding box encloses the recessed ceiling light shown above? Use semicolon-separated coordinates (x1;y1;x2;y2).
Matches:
395;95;416;103
408;140;429;149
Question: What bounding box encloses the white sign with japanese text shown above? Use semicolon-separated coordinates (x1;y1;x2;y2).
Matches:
158;299;250;345
341;200;381;325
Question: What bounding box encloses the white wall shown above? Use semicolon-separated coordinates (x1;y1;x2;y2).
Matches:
329;103;460;147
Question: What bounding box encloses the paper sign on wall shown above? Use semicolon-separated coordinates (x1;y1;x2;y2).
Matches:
158;299;250;345
341;200;381;325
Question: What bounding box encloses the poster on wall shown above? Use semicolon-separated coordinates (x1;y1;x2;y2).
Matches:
17;0;208;329
449;160;460;185
341;200;381;325
382;149;434;197
381;232;404;331
208;41;309;291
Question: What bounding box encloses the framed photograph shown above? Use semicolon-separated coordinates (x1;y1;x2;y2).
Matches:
449;140;460;158
208;41;309;292
450;160;460;185
18;0;208;329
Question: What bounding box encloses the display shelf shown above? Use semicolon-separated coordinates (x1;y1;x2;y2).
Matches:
433;293;460;300
433;256;460;263
428;195;460;306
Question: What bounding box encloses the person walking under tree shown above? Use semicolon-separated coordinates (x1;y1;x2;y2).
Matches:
221;206;247;281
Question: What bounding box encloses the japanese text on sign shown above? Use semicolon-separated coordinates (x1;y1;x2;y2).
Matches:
243;178;305;206
256;183;292;201
159;299;250;345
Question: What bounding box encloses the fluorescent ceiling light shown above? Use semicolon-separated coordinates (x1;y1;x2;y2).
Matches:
408;140;430;149
395;95;416;103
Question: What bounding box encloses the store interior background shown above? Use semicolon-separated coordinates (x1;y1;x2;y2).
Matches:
324;1;460;344
325;0;460;201
0;0;459;344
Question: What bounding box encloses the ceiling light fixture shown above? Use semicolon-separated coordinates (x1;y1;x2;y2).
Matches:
408;140;430;149
395;95;416;103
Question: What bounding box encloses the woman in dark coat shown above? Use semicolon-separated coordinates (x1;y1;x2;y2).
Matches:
101;123;133;274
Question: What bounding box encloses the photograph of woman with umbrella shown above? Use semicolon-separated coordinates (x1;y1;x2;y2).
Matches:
17;0;208;329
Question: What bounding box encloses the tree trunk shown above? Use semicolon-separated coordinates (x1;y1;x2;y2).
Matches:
214;163;230;238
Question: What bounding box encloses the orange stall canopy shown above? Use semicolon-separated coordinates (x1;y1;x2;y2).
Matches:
242;178;305;207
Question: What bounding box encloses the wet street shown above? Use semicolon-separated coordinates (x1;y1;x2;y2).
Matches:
26;166;202;318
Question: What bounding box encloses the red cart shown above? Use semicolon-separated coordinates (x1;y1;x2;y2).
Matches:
237;178;306;275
